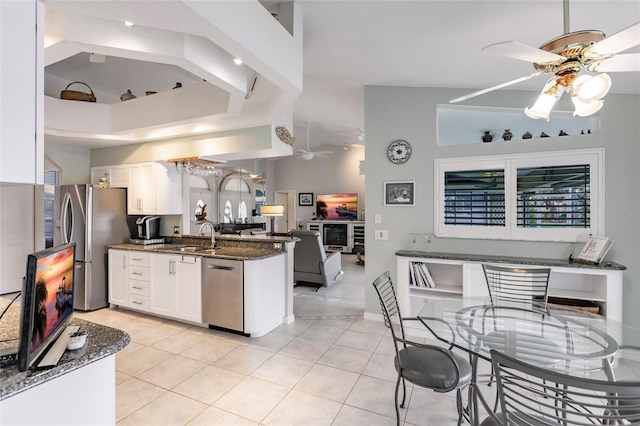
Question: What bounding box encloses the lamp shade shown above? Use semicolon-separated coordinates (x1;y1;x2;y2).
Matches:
572;95;604;117
261;205;284;216
524;77;562;122
573;73;611;102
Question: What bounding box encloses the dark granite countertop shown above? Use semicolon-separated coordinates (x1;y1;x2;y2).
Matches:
395;250;626;271
110;234;297;260
110;243;285;261
0;317;129;401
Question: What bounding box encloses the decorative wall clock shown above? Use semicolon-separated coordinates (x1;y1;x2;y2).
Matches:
387;139;412;164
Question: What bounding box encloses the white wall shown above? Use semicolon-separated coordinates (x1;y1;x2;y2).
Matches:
364;86;640;327
45;142;90;184
271;144;365;226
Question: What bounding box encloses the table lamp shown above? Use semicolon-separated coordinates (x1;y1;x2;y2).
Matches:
261;205;284;234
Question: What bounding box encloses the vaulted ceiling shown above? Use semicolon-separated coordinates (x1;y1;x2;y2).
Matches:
43;1;639;153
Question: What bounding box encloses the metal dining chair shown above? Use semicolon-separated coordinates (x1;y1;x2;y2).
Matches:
474;349;640;425
482;264;552;309
373;271;472;426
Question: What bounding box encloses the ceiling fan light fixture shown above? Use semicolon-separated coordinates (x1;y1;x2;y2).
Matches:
524;78;561;121
571;96;604;117
301;152;314;160
573;73;611;102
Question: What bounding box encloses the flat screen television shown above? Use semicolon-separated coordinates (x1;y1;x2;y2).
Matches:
17;242;76;371
316;193;358;220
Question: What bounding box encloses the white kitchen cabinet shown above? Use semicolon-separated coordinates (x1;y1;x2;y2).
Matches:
128;163;156;215
150;253;176;316
127;162;182;215
108;250;129;307
175;255;202;322
149;253;202;322
0;0;44;184
128;251;150;310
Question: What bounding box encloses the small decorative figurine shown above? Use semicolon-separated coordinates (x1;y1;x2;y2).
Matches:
482;131;493;143
502;129;513;141
559;130;569;136
540;132;550;138
522;131;533;139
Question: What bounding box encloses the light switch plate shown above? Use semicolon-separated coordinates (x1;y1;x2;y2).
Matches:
374;230;388;240
374;214;381;223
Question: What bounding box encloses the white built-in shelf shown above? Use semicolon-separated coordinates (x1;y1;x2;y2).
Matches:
437;104;599;146
409;284;463;296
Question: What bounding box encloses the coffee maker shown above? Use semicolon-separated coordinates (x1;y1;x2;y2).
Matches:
131;216;162;244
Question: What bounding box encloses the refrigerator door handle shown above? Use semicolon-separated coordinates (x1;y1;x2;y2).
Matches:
60;192;73;244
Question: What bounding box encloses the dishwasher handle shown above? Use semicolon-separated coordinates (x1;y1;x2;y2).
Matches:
206;264;235;271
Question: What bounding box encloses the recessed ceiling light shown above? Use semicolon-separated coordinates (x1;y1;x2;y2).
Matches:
123;20;135;28
233;57;243;65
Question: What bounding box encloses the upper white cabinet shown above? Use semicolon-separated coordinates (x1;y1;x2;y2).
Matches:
92;161;182;214
125;162;182;215
0;1;44;184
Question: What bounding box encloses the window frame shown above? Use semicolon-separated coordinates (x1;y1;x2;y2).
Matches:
434;148;604;242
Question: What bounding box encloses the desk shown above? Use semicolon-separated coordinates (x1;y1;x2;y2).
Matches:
417;297;640;424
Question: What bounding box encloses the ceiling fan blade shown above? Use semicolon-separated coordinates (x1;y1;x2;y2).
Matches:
590;22;640;55
314;151;333;155
593;53;640;72
450;71;546;104
482;41;565;64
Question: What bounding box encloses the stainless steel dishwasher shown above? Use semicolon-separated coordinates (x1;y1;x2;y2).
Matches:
202;258;244;332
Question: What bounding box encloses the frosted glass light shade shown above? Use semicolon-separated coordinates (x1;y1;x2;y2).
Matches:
261;205;284;216
572;95;604;117
573;73;611;102
525;93;557;121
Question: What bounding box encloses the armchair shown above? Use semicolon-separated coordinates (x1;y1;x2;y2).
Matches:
290;230;343;289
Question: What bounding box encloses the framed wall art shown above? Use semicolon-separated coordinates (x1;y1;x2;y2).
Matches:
384;181;415;206
299;192;314;206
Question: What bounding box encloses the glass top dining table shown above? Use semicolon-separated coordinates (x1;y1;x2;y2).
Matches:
417;297;640;382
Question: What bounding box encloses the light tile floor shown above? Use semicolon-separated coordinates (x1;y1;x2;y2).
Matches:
77;256;487;425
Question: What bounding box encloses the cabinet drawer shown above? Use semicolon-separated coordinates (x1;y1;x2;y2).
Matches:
129;252;149;266
129;279;149;296
129;294;149;310
129;266;149;281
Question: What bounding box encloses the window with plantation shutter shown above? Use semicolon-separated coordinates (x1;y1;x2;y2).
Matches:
517;164;590;229
435;149;603;241
444;169;505;226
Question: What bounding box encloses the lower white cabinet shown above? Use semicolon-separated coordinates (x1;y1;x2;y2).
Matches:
150;253;202;322
108;250;129;306
108;250;201;323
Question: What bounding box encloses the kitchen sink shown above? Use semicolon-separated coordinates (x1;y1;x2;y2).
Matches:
177;246;200;252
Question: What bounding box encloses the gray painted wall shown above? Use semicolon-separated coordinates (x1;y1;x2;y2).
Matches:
272;145;365;226
364;86;640;327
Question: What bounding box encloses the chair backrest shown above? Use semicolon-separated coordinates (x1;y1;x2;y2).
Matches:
482;264;551;308
372;271;407;353
290;230;327;273
490;349;640;425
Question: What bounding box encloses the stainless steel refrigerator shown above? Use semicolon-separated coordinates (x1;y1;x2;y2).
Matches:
54;184;129;311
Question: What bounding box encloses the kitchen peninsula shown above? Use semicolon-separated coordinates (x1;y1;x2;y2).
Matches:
108;233;298;337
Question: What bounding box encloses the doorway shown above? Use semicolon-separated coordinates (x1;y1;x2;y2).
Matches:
275;190;295;233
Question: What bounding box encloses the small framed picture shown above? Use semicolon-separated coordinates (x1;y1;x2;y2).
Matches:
384;181;415;206
299;192;314;206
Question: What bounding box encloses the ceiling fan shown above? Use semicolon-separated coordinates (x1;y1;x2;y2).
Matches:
450;0;640;120
295;122;333;160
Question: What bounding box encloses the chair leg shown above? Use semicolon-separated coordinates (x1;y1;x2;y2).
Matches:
456;389;463;426
399;377;407;408
394;374;402;426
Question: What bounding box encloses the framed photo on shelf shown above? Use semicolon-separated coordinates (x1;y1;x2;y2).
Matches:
384;181;415;206
298;192;314;206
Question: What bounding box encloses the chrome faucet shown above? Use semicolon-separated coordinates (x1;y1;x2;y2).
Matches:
198;221;216;247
